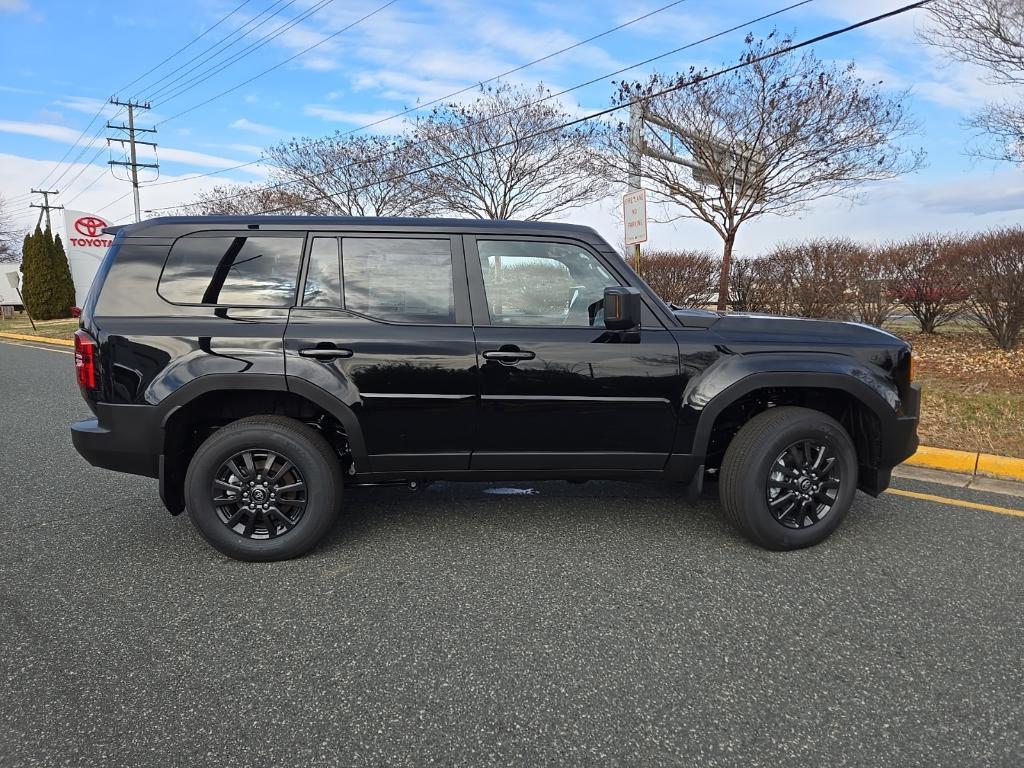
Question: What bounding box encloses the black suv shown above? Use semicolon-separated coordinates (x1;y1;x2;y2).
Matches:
71;216;919;560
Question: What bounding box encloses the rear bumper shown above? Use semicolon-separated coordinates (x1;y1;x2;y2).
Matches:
71;403;162;478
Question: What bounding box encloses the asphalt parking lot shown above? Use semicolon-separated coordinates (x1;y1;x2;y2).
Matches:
1;339;1021;768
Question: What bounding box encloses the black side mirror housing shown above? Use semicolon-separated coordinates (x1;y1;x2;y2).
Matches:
603;286;642;331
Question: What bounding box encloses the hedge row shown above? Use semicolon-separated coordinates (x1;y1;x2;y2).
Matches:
634;227;1024;350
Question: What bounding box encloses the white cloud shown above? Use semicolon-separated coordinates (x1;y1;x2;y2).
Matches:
0;120;264;173
229;118;279;135
0;153;265;232
0;119;104;147
53;95;120;117
303;104;405;132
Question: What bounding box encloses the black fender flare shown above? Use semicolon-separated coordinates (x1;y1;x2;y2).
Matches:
684;353;901;461
156;372;369;466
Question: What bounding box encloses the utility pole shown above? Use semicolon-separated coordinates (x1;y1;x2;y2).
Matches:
107;98;158;223
29;189;63;230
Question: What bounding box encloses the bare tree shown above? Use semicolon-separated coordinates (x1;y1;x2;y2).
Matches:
766;239;863;320
407;82;610;220
729;257;758;313
0;195;23;263
887;235;966;333
605;33;924;310
178;134;434;216
263;134;439;216
627;249;720;307
920;0;1024;164
955;226;1024;349
174;182;306;216
853;247;901;328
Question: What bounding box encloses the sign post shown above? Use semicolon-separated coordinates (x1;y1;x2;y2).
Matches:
5;271;35;330
623;188;648;275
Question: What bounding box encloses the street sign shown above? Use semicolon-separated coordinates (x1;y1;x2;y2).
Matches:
623;189;647;245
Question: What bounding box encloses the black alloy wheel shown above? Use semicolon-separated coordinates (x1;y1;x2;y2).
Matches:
212;449;307;540
766;439;842;529
185;415;341;561
719;406;858;550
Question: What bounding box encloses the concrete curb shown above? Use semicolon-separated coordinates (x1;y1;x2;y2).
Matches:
906;446;1024;483
2;328;1023;481
0;331;75;347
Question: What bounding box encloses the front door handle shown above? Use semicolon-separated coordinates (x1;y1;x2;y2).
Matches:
482;349;536;365
299;347;354;361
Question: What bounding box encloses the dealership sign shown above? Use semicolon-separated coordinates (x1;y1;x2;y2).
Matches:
63;210;112;306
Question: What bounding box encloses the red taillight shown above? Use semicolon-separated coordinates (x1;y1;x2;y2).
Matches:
74;330;97;390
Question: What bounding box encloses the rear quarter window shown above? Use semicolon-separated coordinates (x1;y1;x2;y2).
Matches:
159;234;304;306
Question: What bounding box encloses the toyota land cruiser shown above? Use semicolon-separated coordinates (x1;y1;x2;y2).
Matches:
71;216;919;560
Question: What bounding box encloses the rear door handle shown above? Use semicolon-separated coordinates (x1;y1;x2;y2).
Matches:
299;347;353;361
482;350;536;364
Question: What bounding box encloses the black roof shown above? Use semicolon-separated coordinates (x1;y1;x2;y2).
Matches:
106;215;604;243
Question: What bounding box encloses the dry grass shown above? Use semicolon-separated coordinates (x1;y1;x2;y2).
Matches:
0;315;79;340
894;330;1024;458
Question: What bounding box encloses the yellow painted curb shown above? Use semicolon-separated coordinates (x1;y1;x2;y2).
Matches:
906;445;1024;483
906;445;978;474
0;331;75;347
976;453;1024;482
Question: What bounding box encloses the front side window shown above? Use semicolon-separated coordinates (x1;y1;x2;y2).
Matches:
477;240;619;326
160;234;304;306
343;238;454;323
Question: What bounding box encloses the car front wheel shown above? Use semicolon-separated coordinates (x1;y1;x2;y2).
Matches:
719;406;858;550
184;415;341;561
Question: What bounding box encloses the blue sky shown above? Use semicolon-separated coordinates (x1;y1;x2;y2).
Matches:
1;0;1022;253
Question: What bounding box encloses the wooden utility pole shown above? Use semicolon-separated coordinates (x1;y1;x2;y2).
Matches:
29;189;63;230
107;98;158;223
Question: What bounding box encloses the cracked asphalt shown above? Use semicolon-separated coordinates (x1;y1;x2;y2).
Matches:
1;340;1021;767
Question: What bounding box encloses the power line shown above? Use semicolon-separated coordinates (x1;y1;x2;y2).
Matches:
151;0;820;209
326;0;697;138
139;0;302;103
35;106;120;191
139;0;698;190
120;0;257;95
154;0;933;216
155;0;399;126
57;146;109;203
149;0;337;108
93;191;134;217
63;159;113;208
31;0;261;194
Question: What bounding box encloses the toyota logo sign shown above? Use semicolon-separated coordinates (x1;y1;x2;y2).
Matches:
74;216;108;238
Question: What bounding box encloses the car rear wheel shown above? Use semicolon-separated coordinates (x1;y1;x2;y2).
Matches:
185;416;341;561
719;406;858;550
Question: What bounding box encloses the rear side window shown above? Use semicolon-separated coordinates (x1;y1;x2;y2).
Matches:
342;238;454;323
160;234;304;306
302;237;342;308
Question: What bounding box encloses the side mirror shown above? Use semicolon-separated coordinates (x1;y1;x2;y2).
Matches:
603;286;642;330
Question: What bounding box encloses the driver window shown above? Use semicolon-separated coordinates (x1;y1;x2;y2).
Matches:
477;240;620;327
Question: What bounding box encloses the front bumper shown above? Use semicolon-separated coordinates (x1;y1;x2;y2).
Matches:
859;382;921;496
71;403;162;478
